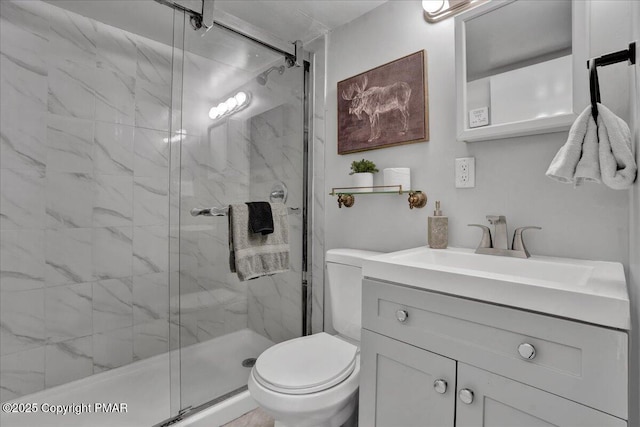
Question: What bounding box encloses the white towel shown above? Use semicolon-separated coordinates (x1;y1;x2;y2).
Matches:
596;104;637;189
546;106;598;185
228;202;290;281
546;103;637;189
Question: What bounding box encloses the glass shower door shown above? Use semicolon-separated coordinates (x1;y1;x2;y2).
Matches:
169;12;306;413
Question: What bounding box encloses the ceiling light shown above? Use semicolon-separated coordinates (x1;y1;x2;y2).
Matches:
423;0;489;23
422;0;446;14
208;107;220;119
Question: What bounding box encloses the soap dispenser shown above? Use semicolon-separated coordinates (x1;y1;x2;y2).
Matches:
428;201;448;249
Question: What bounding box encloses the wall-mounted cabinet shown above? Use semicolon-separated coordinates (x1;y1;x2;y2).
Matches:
359;279;629;426
455;0;590;142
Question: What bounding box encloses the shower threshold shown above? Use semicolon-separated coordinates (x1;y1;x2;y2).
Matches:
0;329;273;427
158;386;249;427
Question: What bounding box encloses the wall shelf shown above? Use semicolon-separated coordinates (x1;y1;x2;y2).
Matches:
329;185;427;209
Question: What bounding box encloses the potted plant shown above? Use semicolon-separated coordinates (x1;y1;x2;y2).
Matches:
349;158;379;192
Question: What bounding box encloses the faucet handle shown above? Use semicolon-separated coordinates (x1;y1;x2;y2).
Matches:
512;226;541;258
486;215;506;224
468;224;492;249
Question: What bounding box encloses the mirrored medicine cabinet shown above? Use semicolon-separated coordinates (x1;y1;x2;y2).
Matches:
455;0;589;142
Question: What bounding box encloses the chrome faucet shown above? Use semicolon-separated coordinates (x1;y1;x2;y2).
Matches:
468;215;541;259
486;215;508;249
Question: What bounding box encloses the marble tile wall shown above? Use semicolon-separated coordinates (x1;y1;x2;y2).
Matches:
247;95;305;343
0;0;173;401
173;52;252;352
174;60;306;347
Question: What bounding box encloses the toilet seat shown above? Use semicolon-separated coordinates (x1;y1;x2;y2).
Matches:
253;333;357;395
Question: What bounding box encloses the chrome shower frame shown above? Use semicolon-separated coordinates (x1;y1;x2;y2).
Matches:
153;0;303;67
154;0;214;30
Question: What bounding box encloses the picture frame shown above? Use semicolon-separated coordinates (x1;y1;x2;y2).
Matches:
337;50;429;154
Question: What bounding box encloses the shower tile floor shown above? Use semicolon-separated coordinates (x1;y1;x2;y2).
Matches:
0;329;273;427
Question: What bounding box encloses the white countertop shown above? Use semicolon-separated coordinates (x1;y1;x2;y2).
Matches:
363;246;630;330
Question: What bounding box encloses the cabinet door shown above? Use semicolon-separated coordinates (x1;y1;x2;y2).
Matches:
456;363;626;427
359;329;456;427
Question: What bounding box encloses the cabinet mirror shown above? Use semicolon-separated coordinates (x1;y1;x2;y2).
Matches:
455;0;589;142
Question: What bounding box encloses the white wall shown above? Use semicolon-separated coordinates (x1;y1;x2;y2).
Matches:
322;0;635;404
627;0;639;424
325;0;628;259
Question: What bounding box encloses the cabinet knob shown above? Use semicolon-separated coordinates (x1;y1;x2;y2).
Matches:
433;379;447;394
518;343;536;360
395;309;409;323
458;388;474;404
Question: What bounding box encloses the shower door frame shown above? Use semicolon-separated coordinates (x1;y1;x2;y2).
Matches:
158;4;314;425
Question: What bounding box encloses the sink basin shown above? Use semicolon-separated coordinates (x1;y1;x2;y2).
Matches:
380;247;594;288
363;247;630;330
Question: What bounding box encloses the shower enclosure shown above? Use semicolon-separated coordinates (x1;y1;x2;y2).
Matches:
168;2;309;419
0;1;310;425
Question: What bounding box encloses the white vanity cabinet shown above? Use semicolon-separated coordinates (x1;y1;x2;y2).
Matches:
359;278;629;427
359;329;456;426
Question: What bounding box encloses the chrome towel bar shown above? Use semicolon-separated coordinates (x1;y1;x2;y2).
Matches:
190;206;300;217
190;207;228;217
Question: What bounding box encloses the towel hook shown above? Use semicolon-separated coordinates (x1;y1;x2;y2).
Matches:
587;41;637;122
588;58;601;122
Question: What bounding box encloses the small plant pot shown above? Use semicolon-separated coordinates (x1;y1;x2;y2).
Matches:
352;172;373;192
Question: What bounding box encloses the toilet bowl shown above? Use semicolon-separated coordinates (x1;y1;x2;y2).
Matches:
248;249;382;427
248;333;360;427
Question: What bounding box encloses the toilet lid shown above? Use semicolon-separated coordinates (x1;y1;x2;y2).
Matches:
253;333;358;395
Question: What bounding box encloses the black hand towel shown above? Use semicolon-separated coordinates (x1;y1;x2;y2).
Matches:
245;202;274;235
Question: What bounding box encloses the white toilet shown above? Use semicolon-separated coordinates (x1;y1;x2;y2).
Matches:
248;249;382;427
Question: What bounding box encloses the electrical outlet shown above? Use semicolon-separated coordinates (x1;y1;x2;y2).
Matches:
455;157;475;188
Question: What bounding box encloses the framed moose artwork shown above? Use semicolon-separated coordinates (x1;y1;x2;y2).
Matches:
337;50;429;154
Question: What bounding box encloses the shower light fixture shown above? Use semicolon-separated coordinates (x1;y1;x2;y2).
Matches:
216;102;228;116
226;96;238;110
209;91;251;120
235;91;247;106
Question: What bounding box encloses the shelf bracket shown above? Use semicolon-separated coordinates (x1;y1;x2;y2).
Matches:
337;193;355;208
408;191;427;209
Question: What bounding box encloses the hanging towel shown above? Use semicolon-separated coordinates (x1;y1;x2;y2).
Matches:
546;103;637;189
245;202;274;235
228;202;290;281
546;106;599;185
596;104;637;189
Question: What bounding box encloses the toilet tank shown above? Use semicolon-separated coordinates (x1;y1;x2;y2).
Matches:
326;249;383;342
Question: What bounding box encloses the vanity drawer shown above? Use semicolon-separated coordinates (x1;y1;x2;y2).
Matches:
362;278;628;419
